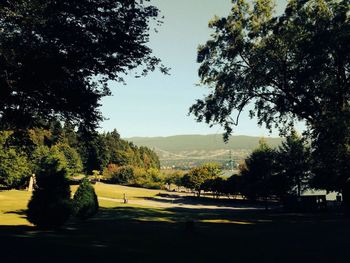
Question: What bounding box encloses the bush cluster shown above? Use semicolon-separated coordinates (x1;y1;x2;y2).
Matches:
103;165;164;189
27;151;99;228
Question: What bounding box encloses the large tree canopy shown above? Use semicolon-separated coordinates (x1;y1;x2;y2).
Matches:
190;0;349;138
0;0;165;130
190;0;349;191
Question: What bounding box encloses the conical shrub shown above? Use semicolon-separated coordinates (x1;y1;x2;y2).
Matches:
73;178;99;220
27;153;71;229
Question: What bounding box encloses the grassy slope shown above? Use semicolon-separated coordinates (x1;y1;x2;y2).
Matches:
89;183;165;200
0;190;31;226
0;184;165;226
1;184;349;263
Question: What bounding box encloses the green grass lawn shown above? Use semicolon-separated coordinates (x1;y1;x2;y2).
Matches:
1;184;350;263
0;183;164;227
88;182;166;200
0;190;31;226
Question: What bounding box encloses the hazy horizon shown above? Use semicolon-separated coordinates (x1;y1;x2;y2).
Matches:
123;133;283;139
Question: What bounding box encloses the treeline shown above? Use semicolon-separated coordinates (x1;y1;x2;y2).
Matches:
0;121;160;189
167;132;325;201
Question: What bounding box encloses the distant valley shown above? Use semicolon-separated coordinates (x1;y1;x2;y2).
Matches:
127;134;283;169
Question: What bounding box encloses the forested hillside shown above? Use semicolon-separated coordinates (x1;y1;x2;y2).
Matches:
0;121;159;189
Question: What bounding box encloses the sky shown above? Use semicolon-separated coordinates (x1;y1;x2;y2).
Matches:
99;0;293;138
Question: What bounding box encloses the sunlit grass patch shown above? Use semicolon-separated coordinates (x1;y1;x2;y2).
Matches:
200;219;255;225
136;217;176;223
92;183;165;200
0;190;31;226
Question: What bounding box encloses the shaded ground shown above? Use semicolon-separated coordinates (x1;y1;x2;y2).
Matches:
99;194;267;210
1;187;349;263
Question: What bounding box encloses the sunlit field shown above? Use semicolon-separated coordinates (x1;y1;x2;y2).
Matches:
0;190;31;226
1;183;349;263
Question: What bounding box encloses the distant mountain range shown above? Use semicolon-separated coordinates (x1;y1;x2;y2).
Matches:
127;134;283;152
126;134;283;169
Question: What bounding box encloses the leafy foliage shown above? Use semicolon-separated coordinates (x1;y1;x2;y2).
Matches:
0;131;31;188
78;129;160;174
0;125;160;189
240;140;276;200
0;148;31;189
52;143;83;176
274;131;311;197
73;178;99;220
107;165;135;185
27;151;71;229
0;0;166;130
182;163;222;197
191;0;349;138
190;0;350;192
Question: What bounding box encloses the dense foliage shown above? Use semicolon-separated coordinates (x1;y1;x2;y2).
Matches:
0;0;166;131
0;131;31;188
27;150;72;228
240;140;276;200
190;0;350;192
181;163;222;197
79;129;160;173
166;137;311;202
102;164;164;189
0;123;160;189
73;178;99;220
274;132;311;197
239;136;311;200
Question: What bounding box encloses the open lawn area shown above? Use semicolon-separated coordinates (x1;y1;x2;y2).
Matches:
1;183;349;263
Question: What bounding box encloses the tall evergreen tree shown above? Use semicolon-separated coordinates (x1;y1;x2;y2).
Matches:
27;151;71;228
240;140;276;200
274;131;310;197
73;178;99;220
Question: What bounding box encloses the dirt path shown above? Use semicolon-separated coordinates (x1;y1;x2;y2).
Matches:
99;196;264;210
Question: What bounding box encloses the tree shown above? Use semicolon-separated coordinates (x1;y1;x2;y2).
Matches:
27;150;71;229
0;0;166;131
183;163;221;197
0;131;31;188
109;165;135;185
164;171;184;191
73;178;99;220
274;131;311;197
225;174;242;197
52;143;83;177
0;148;31;189
310;119;350;192
77;133;110;174
190;0;350;191
240;140;275;200
203;177;226;198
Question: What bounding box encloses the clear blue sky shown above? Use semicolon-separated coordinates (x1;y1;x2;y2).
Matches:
99;0;294;138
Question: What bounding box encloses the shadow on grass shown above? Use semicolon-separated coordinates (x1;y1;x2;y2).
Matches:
4;209;27;216
141;193;278;210
1;205;350;263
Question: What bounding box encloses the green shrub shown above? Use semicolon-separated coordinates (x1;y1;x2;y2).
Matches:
27;153;71;229
0;148;31;189
73;178;99;220
109;165;135;184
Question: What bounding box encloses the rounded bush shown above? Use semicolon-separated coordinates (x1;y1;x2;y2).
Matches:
110;166;134;184
73;178;99;220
